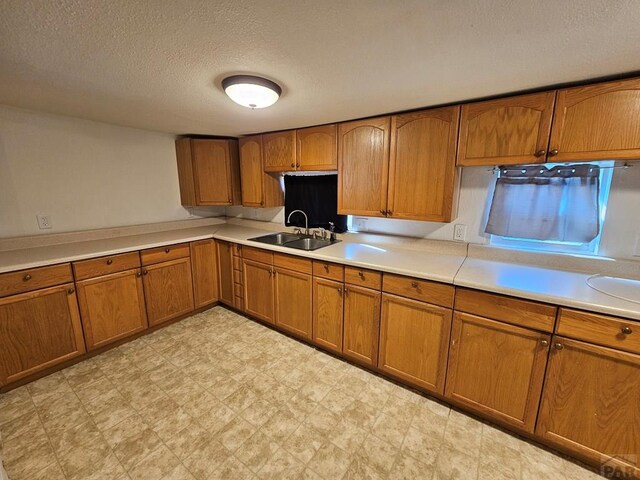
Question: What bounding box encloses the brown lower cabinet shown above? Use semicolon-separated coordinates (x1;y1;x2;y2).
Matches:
342;284;381;367
76;269;148;350
537;337;640;476
445;312;550;433
242;259;274;323
217;240;234;307
274;267;312;339
312;277;344;353
378;293;452;394
190;240;219;308
0;284;85;385
142;257;194;326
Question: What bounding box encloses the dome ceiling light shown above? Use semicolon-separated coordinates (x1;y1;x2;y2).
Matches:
221;75;282;109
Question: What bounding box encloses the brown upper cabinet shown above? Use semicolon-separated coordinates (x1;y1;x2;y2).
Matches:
175;138;242;206
457;92;556;166
388;107;461;221
239;135;285;208
338;116;391;217
549;77;640;162
263;130;297;172
296;124;338;171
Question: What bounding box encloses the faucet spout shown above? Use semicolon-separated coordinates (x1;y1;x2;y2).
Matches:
287;210;309;236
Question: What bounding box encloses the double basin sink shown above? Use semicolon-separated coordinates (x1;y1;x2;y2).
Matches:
248;232;340;251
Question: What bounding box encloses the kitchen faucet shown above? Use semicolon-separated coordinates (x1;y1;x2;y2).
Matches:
287;210;309;236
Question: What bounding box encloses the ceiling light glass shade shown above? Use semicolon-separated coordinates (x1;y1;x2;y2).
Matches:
222;75;281;109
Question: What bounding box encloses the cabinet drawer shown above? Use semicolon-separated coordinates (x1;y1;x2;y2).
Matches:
233;257;242;272
345;266;381;289
232;244;243;257
313;261;344;281
233;269;243;285
234;283;244;298
141;243;190;266
242;246;273;264
557;309;640;355
73;252;141;281
0;263;73;298
274;253;312;274
383;273;454;308
455;288;556;333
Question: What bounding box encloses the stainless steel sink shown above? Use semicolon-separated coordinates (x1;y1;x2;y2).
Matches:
285;237;334;251
249;232;302;246
248;232;339;251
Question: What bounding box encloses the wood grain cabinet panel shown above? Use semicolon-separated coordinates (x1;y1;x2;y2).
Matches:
190;240;219;308
382;273;454;308
175;138;241;206
549;78;640;162
217;241;234;307
312;261;344;281
445;312;550;432
338;117;391;217
142;257;194;326
344;266;382;290
76;269;147;350
457;92;556;166
141;243;190;266
313;277;344;354
239;135;284;208
0;284;85;385
342;285;381;367
0;263;73;298
379;294;452;394
296;124;338;171
274;268;312;339
263;130;297;172
388;107;460;221
242;259;274;324
537;337;640;476
73;252;140;281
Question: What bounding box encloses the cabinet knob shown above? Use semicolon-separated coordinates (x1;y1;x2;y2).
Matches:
411;281;419;288
540;339;549;347
554;342;564;350
337;287;342;295
296;163;300;168
548;149;559;156
622;326;633;335
143;269;148;275
358;271;365;279
290;163;295;168
534;149;546;157
164;248;170;253
324;264;329;272
67;287;75;294
344;287;349;296
136;271;142;277
379;210;387;216
106;259;113;265
260;200;264;206
387;211;393;216
23;274;32;282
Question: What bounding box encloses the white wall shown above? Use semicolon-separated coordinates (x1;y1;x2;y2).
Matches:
0;106;223;238
227;166;640;260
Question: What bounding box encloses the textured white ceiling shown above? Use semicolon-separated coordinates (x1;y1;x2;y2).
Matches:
1;0;640;136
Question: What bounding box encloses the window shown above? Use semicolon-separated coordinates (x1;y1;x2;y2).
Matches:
487;161;614;255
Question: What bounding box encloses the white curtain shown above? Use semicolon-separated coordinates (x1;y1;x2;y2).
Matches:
485;164;600;243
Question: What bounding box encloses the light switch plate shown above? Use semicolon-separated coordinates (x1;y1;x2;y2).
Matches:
36;214;52;230
453;224;467;242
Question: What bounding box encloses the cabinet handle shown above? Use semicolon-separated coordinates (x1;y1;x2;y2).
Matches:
324;264;329;272
296;163;300;168
554;342;564;350
344;287;349;296
337;287;342;294
379;210;387;216
136;271;142;277
23;274;32;282
548;149;559;157
411;281;419;288
106;259;113;265
540;339;549;347
165;248;170;253
290;163;295;168
534;149;546;157
622;326;633;335
387;211;393;216
358;271;365;279
260;200;264;206
143;269;148;275
67;287;75;294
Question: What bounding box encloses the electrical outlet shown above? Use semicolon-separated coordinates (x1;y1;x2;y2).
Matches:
353;217;368;232
36;214;52;230
453;224;467;242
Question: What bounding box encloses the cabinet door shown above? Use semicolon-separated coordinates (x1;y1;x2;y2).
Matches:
190;239;219;308
243;260;274;324
239;136;265;207
388;107;460;222
338;117;391;217
274;268;312;339
457;92;556;166
379;294;452;394
76;269;147;350
342;285;381;367
142;257;194;326
263;130;296;172
537;337;640;476
445;312;550;432
217;241;234;307
296;124;338;171
549;78;640;162
0;284;85;386
313;277;344;354
192;139;234;205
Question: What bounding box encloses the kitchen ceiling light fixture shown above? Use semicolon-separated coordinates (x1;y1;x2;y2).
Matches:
222;75;281;109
